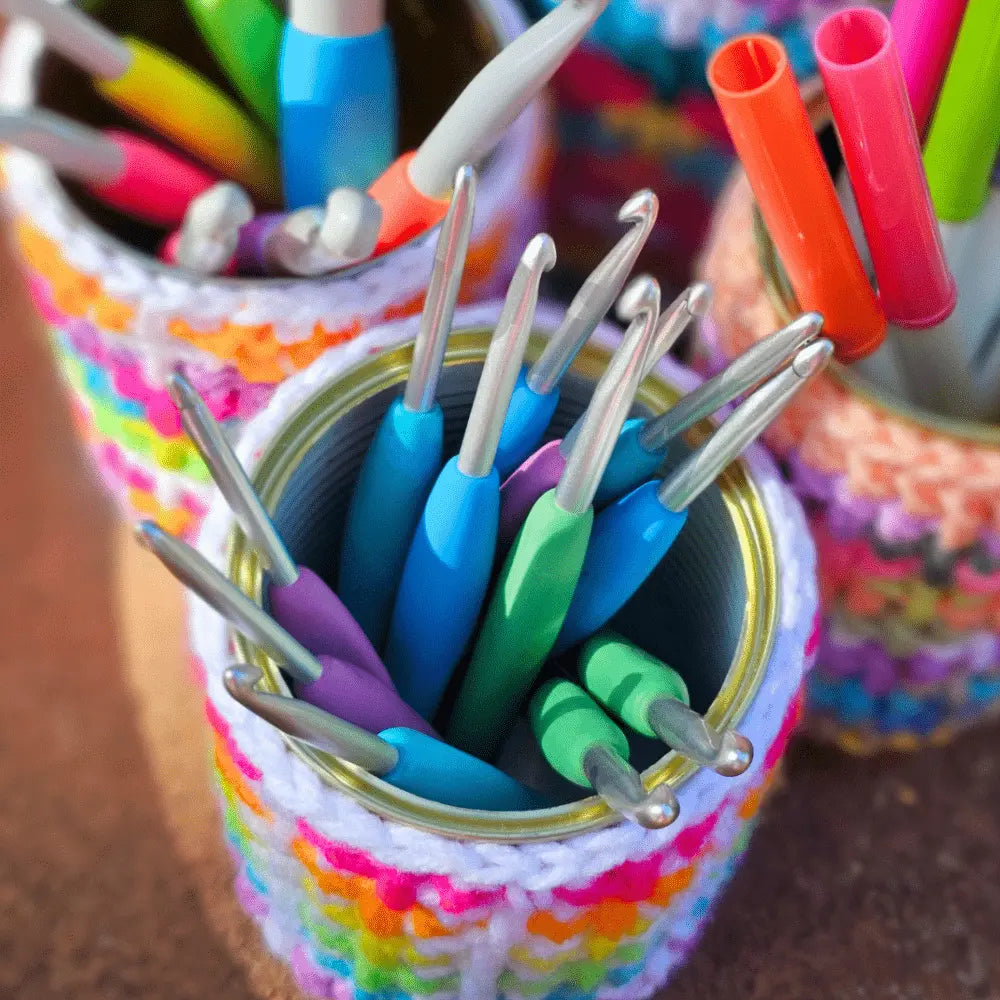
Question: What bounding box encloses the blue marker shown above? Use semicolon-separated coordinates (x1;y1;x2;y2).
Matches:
339;166;477;650
385;234;557;720
594;311;822;506
494;189;658;477
279;0;397;207
554;340;833;655
224;664;546;811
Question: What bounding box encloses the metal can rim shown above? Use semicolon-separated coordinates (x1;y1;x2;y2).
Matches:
227;323;780;843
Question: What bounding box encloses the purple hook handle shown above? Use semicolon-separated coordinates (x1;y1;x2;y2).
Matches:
297;654;437;737
268;566;392;686
497;439;568;548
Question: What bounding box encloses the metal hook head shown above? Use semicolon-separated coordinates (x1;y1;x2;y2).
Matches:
791;337;834;378
617;189;658;226
223;662;265;702
686;282;713;319
523;231;558;273
714;731;754;777
632;783;680;829
615;273;659;323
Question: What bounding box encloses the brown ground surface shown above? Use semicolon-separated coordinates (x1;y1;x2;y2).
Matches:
2;214;1000;1000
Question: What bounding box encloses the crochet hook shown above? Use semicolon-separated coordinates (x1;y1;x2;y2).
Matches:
554;339;833;655
384;234;556;720
493;189;659;477
446;279;661;760
530;679;678;829
0;109;217;227
167;374;388;682
224;664;546;811
580;632;753;776
1;0;279;199
340;166;477;649
593;310;822;506
162;182;253;275
279;0;397;206
366;0;609;256
135;522;431;734
164;185;383;277
496;280;704;548
183;0;283;130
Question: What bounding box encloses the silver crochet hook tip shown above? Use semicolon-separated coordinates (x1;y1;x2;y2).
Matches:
686;282;713;319
715;731;754;777
556;276;660;514
793;337;834;376
134;519;321;685
638;310;823;453
166;373;298;587
175;181;254;274
583;745;679;829
457;233;556;478
222;663;399;775
528;189;658;395
404;164;477;414
631;783;680;829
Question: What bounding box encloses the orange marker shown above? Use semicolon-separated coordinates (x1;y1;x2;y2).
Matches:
708;34;885;362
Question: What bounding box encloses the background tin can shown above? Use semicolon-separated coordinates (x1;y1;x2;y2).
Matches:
0;0;547;538
188;300;819;998
698;157;1000;754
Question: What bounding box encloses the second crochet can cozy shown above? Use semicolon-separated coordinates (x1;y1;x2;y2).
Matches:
698;174;1000;754
191;301;820;999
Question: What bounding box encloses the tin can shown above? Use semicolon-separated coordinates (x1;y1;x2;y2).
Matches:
0;0;547;538
698;112;1000;753
189;300;818;998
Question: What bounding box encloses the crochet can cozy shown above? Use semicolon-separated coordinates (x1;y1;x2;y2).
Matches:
190;301;820;999
699;172;1000;754
0;0;547;539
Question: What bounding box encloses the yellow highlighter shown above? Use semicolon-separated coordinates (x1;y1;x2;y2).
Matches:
2;0;279;201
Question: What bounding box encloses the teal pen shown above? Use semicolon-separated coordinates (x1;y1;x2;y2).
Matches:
280;0;397;207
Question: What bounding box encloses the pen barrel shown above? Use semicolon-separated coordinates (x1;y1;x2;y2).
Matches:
816;8;956;331
279;24;397;206
890;0;968;136
708;35;885;362
922;0;1000;223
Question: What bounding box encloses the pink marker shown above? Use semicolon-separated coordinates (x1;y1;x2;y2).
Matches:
0;107;216;226
815;7;956;330
890;0;968;136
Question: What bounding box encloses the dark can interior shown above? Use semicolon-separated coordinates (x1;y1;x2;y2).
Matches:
263;353;751;805
33;0;501;255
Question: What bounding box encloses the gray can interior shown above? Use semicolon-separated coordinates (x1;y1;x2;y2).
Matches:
266;360;749;805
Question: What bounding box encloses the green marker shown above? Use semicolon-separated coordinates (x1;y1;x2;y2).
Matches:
530;679;677;828
184;0;282;131
446;277;662;761
923;0;1000;223
580;632;753;776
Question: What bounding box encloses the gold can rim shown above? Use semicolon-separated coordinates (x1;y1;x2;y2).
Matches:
228;328;779;843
